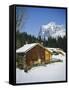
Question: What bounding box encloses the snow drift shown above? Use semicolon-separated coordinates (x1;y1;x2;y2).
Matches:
16;54;66;83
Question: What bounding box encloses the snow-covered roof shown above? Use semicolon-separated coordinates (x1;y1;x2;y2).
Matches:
16;43;38;53
16;43;53;54
46;48;58;53
46;47;65;55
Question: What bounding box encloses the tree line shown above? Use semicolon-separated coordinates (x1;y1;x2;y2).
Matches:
16;31;66;52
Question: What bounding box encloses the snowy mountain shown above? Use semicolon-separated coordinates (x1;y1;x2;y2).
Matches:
38;22;66;40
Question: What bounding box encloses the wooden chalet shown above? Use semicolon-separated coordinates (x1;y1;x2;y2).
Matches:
16;43;52;72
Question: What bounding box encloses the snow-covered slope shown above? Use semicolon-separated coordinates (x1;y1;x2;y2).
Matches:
39;22;65;40
16;54;66;83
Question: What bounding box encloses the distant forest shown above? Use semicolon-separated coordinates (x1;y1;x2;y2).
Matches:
16;31;66;52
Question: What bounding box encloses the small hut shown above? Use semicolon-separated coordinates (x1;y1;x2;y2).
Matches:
16;43;52;72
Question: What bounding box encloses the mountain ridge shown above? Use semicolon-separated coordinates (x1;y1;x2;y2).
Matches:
38;22;65;40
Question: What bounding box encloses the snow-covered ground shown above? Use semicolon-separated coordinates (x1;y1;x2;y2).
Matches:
16;54;66;83
52;54;65;61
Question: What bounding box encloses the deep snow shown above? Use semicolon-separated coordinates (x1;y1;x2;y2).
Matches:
16;54;66;83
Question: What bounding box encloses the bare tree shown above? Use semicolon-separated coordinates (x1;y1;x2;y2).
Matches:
16;7;27;32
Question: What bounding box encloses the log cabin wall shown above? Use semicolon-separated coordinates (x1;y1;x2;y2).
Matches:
26;45;45;68
45;50;52;63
